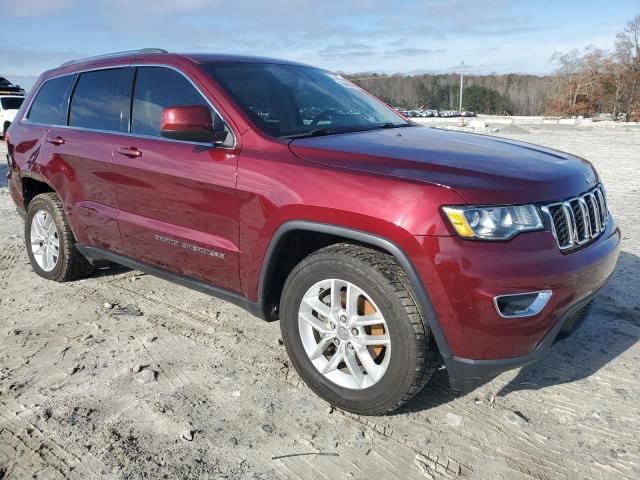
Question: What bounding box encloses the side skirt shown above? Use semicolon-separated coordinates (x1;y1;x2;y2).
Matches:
75;244;268;320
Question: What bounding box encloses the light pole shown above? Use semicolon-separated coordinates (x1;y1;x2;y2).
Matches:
459;58;464;113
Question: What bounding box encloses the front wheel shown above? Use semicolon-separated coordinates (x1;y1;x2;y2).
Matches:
280;244;439;415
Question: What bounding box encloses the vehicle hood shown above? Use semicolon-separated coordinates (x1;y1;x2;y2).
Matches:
289;126;598;205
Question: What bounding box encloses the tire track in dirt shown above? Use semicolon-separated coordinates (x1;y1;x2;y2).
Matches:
0;242;21;284
66;277;434;479
0;399;107;479
71;265;637;480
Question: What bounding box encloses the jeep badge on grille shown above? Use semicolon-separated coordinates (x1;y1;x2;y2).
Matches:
584;170;596;184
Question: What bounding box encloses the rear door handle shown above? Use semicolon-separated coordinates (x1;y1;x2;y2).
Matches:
45;136;65;146
116;146;142;158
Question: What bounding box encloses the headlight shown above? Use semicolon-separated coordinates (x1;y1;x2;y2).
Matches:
442;205;543;240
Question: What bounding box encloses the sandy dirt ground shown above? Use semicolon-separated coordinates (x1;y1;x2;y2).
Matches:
0;126;639;479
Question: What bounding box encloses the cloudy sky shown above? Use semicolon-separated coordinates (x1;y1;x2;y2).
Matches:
1;0;638;90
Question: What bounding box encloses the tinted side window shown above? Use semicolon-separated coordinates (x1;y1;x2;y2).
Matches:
69;69;124;131
131;67;221;138
27;75;74;125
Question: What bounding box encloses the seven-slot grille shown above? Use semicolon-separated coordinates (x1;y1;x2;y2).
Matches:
542;184;609;251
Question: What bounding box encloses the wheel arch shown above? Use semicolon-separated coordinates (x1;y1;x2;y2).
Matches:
257;220;452;359
21;175;57;211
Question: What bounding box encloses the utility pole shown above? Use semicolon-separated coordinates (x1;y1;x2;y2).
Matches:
459;57;464;113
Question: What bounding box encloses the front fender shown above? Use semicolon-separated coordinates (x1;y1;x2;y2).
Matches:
255;220;453;360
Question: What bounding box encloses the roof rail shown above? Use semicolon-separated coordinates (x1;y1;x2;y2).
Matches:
60;48;168;67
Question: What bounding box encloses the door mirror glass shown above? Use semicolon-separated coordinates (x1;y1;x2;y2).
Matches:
160;105;228;144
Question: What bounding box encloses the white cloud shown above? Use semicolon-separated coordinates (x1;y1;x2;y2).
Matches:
0;0;630;76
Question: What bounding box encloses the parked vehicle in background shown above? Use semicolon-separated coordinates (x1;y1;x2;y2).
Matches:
0;77;26;96
0;95;25;138
6;50;620;415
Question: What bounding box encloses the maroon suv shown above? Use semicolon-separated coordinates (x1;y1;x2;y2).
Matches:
6;50;620;414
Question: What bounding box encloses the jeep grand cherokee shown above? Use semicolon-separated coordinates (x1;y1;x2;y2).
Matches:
6;49;620;414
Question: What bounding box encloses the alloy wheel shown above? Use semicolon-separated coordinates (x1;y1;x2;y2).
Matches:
298;279;391;389
30;210;59;272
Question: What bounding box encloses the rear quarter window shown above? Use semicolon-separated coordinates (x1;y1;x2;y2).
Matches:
27;75;75;125
69;68;125;131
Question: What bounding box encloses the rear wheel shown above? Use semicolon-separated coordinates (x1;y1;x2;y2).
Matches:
280;243;439;415
25;193;94;282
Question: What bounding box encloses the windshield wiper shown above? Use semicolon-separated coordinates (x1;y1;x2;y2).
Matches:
283;123;413;139
283;126;375;139
376;122;414;129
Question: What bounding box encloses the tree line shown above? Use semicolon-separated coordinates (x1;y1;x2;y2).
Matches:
345;14;639;120
346;73;549;115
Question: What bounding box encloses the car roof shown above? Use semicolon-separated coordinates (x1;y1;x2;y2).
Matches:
44;51;312;79
181;53;310;67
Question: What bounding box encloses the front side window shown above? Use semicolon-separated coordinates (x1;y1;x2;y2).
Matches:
27;75;74;125
69;68;124;131
131;66;228;143
202;63;410;138
1;97;24;110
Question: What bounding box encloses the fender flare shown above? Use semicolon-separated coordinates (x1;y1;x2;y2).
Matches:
258;220;452;359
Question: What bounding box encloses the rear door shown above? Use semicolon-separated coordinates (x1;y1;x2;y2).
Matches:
112;65;241;292
19;71;124;253
8;75;74;207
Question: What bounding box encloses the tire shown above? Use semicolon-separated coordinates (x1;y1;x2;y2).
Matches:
279;243;439;415
25;192;94;282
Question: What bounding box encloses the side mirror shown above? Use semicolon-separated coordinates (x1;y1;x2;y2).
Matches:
160;105;228;144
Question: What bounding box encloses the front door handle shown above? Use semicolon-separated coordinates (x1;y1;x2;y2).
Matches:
116;146;142;158
45;136;65;146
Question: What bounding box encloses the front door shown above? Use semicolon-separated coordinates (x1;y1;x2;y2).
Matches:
111;65;241;292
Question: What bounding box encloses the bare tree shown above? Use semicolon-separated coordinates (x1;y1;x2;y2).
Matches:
546;14;640;120
615;14;640;119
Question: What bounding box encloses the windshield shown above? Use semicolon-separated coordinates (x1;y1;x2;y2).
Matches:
1;97;24;110
203;63;410;138
0;78;12;87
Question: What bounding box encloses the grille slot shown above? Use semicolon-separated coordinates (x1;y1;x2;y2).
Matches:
585;194;599;235
542;184;609;251
569;199;589;243
548;205;572;248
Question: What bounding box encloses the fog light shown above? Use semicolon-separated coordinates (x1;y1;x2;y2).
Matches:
494;290;552;318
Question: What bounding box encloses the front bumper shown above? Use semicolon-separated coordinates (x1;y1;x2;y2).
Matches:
446;289;597;390
411;215;620;390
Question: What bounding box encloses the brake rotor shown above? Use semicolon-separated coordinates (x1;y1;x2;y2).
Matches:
358;296;385;359
337;288;385;360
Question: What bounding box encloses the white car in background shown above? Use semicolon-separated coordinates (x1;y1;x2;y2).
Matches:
0;95;25;138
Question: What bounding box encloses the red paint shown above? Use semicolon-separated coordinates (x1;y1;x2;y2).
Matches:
160;105;212;133
7;53;620;366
